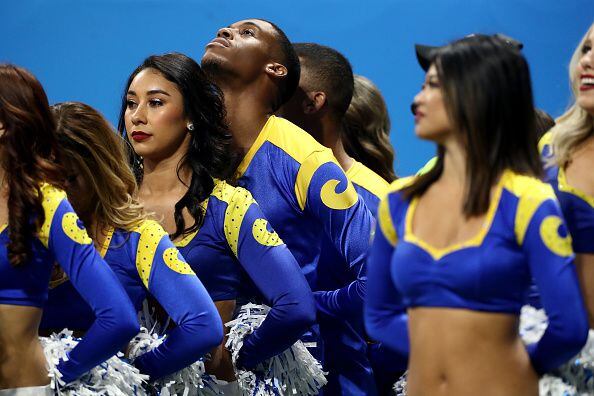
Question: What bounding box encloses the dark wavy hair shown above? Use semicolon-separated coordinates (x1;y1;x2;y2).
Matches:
118;53;235;239
404;35;541;216
0;64;63;266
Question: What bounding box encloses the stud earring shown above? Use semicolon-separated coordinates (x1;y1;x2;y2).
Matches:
187;123;194;131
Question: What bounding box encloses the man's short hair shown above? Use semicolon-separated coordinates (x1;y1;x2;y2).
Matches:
294;43;354;117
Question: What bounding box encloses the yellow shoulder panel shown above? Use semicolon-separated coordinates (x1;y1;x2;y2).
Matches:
39;184;67;248
388;176;416;193
211;179;236;204
347;161;390;198
235;116;327;178
538;131;553;156
133;219;168;288
267;116;328;164
371;176;416;247
213;182;257;257
377;196;397;246
416;157;437;176
502;172;557;246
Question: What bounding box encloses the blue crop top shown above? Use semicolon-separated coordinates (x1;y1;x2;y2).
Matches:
540;132;594;254
365;171;588;374
173;180;315;369
0;184;139;383
41;219;223;380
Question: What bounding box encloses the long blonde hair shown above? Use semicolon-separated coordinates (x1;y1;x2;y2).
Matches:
342;75;396;182
52;101;146;231
550;22;594;167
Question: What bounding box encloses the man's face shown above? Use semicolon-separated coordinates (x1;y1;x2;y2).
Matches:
202;19;277;81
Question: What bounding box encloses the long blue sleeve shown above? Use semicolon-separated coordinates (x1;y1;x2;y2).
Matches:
364;196;410;357
131;221;223;380
522;198;588;374
39;185;139;383
313;263;367;320
218;186;316;369
299;151;374;320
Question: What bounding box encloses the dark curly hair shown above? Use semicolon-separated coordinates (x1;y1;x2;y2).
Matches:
118;53;236;239
0;64;63;266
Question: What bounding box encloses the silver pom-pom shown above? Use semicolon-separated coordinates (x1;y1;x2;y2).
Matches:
128;327;221;396
519;305;549;344
554;331;594;394
520;305;594;394
539;374;578;396
224;304;327;395
393;371;407;396
40;329;148;395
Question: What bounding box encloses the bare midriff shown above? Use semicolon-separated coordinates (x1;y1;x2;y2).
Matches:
0;304;49;389
406;307;538;396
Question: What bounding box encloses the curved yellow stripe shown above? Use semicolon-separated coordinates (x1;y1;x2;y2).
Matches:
377;197;397;246
162;247;195;275
134;220;168;288
540;215;573;257
62;212;92;245
295;150;335;211
252;218;283;247
320;179;359;210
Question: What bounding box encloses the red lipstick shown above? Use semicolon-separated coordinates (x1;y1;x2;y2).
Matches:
131;131;151;142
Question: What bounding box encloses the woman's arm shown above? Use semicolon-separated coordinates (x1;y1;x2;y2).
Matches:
40;187;139;383
521;196;588;374
364;196;409;356
131;221;223;380
223;187;316;369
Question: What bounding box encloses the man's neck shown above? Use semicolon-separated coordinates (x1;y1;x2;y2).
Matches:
318;116;354;172
217;79;272;156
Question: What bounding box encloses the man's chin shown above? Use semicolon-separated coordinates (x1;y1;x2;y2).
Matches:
201;55;227;78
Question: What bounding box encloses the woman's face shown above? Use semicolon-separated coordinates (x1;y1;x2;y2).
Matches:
413;64;453;142
124;68;190;160
576;28;594;115
63;157;91;217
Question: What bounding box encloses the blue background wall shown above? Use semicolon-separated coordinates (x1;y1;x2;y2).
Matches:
2;1;592;176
